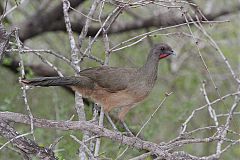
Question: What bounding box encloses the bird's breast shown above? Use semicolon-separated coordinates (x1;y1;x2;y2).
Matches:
71;83;151;112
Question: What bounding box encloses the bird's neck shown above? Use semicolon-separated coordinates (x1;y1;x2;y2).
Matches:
139;55;159;85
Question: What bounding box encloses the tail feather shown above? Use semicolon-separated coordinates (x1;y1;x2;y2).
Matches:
21;76;95;89
21;77;80;87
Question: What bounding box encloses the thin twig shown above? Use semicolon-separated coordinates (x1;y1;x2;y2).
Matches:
62;1;88;159
136;92;173;137
181;91;240;134
1;0;26;19
70;135;97;160
78;0;101;48
15;29;35;139
110;20;229;52
201;82;219;127
94;106;104;157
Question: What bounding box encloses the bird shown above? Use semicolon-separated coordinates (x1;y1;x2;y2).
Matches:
21;43;174;121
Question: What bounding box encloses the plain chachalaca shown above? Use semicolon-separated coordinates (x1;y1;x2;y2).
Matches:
21;43;174;121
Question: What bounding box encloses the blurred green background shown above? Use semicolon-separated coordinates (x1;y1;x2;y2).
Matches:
0;0;239;159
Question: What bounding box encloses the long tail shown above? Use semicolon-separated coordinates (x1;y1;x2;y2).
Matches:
21;77;84;87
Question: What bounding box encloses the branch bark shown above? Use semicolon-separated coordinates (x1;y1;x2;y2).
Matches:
0;112;168;158
0;23;10;61
17;2;240;41
19;0;86;41
0;119;56;160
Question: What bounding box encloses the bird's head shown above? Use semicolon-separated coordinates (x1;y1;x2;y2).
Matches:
150;43;175;60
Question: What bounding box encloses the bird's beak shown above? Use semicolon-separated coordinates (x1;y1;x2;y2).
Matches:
166;50;175;55
159;50;176;59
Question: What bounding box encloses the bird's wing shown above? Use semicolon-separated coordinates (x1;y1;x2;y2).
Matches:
80;66;137;92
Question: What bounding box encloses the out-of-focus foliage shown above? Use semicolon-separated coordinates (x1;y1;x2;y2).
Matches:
0;0;239;159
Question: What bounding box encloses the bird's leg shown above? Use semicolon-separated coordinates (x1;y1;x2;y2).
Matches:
118;107;135;137
105;112;119;132
121;121;134;137
88;103;101;124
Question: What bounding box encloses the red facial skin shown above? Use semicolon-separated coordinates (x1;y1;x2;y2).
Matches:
159;53;170;59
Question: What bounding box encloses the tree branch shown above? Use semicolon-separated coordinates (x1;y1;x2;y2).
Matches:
0;119;56;160
18;2;240;41
0;23;10;62
19;0;86;41
0;111;168;158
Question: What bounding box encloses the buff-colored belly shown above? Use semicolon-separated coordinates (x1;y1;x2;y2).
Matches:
72;85;148;112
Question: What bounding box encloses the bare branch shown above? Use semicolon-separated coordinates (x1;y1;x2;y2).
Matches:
0;111;169;157
70;135;97;160
0;119;56;159
15;29;35;138
0;23;10;61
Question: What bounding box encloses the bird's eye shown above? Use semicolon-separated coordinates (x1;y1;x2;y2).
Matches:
160;47;164;50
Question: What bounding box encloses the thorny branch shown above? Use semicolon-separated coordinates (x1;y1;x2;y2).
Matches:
0;119;56;160
0;0;239;159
